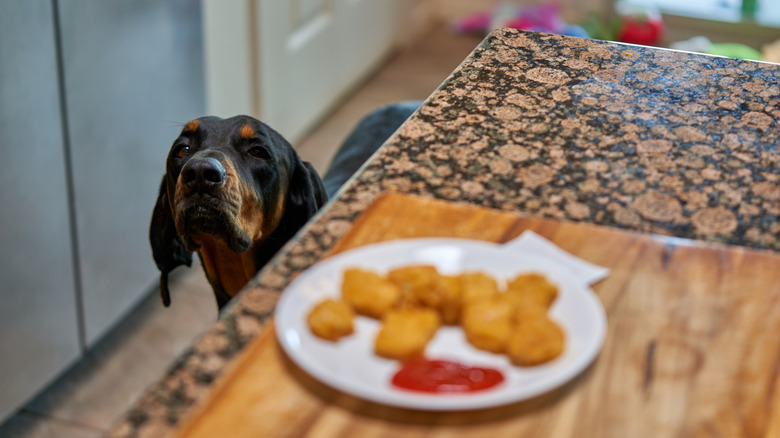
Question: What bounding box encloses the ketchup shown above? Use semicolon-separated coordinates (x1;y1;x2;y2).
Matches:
391;359;504;393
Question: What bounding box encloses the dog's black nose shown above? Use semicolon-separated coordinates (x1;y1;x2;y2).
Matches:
181;157;226;189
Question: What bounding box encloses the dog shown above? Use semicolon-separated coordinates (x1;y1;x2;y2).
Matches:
149;115;327;309
150;102;421;310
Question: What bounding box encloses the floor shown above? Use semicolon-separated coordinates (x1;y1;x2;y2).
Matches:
0;24;482;438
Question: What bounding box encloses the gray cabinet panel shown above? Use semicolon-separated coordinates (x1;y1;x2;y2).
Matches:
0;0;81;422
58;0;205;345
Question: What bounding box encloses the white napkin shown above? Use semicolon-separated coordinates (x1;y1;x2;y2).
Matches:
501;230;609;285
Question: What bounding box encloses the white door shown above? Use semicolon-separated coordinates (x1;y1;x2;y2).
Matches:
257;0;400;142
204;0;402;144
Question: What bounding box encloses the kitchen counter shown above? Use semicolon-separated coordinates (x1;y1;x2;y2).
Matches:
108;29;779;437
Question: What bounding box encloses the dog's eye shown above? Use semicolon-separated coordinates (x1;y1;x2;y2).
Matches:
173;144;190;159
247;146;271;160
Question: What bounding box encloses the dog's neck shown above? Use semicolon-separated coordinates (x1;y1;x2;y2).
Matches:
196;237;258;299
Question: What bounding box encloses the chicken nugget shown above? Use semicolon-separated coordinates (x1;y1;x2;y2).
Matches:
306;299;355;341
374;308;441;360
507;313;565;366
461;297;513;353
341;268;400;318
387;265;445;309
438;275;463;325
505;272;558;310
434;272;500;325
511;299;550;324
459;271;500;305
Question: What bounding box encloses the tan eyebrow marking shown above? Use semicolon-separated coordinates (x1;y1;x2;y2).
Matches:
240;124;256;139
183;119;199;133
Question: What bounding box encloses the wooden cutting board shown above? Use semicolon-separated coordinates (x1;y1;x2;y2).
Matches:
173;193;780;438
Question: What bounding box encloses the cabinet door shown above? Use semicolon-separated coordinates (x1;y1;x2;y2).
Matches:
205;0;401;144
0;0;81;422
57;0;205;345
256;0;400;142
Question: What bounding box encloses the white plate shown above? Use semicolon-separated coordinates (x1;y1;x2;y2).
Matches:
275;238;606;411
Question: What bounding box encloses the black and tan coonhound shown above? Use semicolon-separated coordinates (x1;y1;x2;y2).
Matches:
150;103;420;310
149;115;327;309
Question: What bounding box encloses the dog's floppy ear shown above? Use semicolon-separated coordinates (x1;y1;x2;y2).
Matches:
149;177;192;306
261;123;327;221
276;158;328;243
288;159;328;221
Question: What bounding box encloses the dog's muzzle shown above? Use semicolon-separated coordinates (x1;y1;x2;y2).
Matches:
181;157;226;192
174;156;251;252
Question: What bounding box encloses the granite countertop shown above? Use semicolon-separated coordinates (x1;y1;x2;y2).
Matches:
108;29;779;437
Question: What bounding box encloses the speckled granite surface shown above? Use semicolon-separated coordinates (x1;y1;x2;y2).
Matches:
107;29;779;437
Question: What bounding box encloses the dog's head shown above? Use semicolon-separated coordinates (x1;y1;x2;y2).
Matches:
150;115;326;306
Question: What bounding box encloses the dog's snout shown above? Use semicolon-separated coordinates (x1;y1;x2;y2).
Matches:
181;157;226;189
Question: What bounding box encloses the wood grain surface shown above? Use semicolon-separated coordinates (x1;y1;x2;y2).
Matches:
173;193;780;438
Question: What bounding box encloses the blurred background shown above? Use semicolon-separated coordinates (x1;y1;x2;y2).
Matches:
1;0;778;436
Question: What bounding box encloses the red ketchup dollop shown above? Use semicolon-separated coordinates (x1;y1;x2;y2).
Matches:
391;359;505;393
